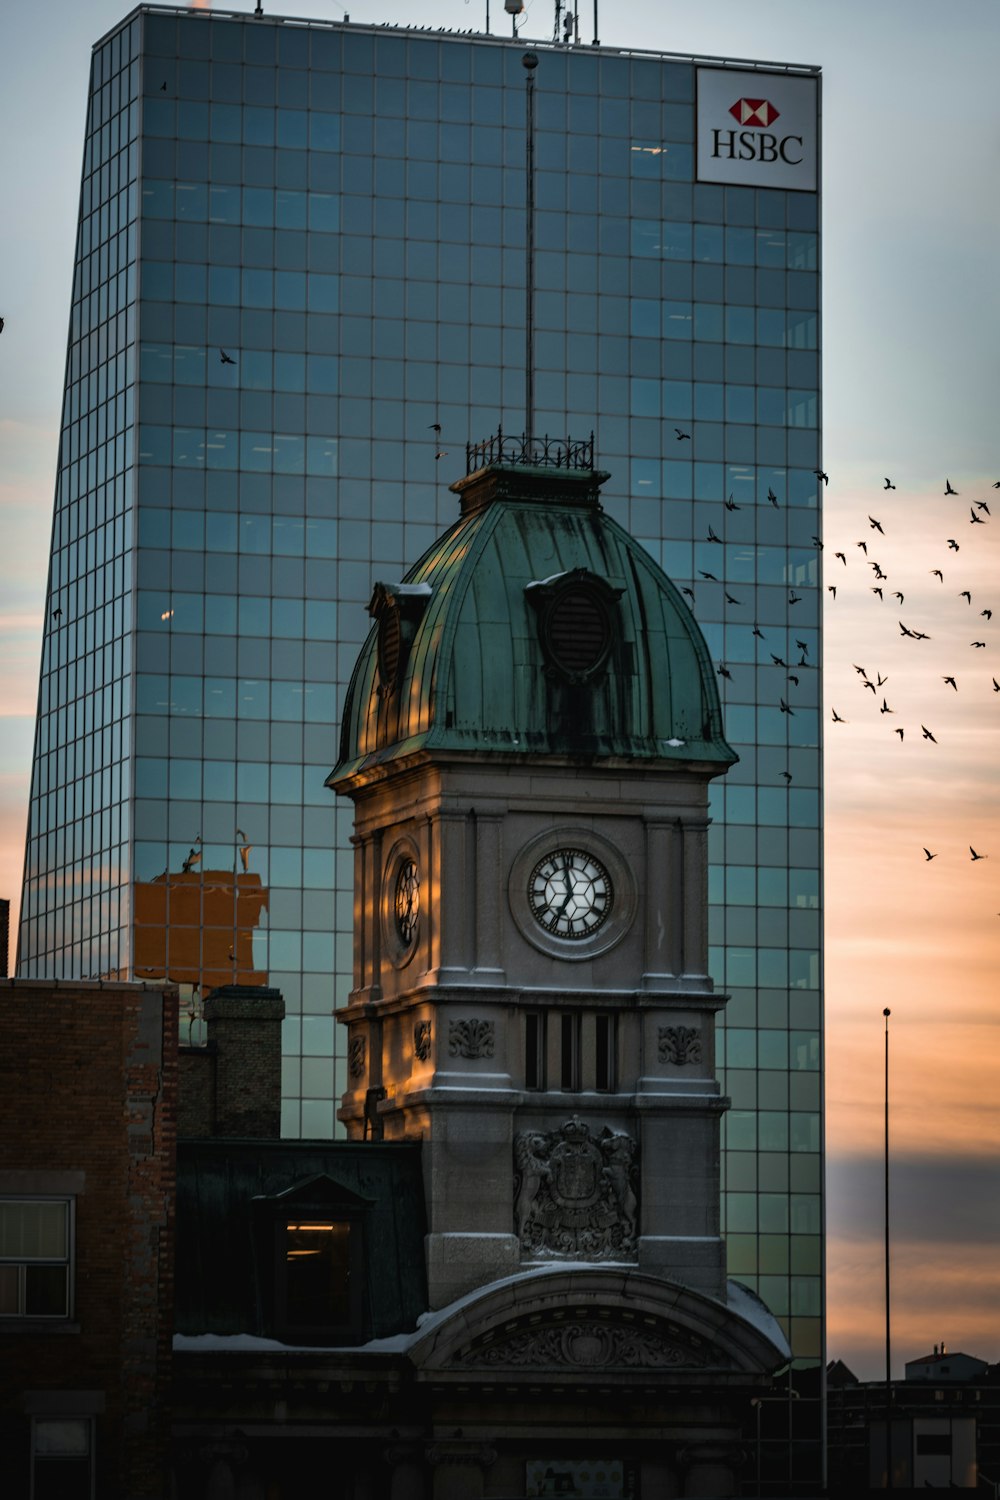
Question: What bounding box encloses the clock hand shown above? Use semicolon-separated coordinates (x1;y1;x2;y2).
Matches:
559;856;573;913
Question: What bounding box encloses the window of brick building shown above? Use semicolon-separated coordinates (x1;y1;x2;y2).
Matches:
0;1199;73;1319
31;1416;94;1500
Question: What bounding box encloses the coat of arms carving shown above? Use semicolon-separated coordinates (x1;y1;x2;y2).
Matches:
513;1116;639;1260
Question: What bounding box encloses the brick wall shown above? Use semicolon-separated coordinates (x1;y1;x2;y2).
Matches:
0;980;177;1499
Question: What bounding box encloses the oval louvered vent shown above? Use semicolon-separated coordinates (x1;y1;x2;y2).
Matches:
377;609;402;689
547;585;611;676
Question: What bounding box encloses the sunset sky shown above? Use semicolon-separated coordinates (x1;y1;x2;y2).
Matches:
2;0;998;1378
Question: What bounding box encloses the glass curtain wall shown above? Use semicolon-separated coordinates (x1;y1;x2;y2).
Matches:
20;19;140;985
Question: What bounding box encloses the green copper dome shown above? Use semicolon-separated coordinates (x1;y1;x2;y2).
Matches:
332;458;736;784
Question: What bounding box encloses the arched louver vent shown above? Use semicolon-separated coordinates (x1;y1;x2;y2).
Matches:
525;568;624;684
368;581;433;698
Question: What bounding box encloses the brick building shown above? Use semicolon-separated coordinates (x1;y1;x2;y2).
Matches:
0;980;178;1499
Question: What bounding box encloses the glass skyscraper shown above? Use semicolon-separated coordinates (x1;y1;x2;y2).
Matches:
19;7;822;1482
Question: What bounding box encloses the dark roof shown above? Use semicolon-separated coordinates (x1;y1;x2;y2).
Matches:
333;462;735;784
175;1140;427;1340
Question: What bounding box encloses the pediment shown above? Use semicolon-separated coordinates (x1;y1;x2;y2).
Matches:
409;1268;787;1381
255;1173;373;1212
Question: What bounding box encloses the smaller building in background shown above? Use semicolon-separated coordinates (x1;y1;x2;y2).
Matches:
0;979;178;1500
0;897;9;977
827;1349;1000;1492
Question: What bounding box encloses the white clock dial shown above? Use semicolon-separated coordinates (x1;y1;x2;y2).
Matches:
528;848;612;939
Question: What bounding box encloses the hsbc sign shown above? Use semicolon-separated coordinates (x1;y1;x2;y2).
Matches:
697;68;818;192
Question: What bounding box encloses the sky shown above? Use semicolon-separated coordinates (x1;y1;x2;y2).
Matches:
2;0;999;1379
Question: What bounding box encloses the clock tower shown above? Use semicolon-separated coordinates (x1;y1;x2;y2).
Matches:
330;433;742;1314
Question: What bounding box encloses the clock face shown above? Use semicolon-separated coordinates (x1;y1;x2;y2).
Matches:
393;858;420;946
528;848;613;939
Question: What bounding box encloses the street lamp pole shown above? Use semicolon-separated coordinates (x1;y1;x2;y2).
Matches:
884;1006;893;1489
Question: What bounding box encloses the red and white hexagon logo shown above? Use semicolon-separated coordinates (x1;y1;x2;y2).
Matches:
728;98;781;127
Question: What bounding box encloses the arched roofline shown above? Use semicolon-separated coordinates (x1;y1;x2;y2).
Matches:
408;1266;788;1384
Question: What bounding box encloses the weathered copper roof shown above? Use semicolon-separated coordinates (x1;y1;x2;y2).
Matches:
332;462;736;784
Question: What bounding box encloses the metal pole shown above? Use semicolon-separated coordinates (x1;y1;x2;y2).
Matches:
593;0;600;45
523;53;538;443
884;1006;892;1489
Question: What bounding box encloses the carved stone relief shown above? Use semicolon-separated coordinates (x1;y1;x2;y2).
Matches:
348;1035;366;1079
513;1116;639;1260
458;1320;709;1370
413;1020;432;1061
658;1024;702;1065
448;1018;495;1059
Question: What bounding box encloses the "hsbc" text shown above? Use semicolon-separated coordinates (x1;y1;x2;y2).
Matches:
711;128;803;165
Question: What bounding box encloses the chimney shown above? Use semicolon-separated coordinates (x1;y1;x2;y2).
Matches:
179;985;285;1138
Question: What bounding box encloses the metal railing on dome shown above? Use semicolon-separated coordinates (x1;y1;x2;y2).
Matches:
465;428;595;474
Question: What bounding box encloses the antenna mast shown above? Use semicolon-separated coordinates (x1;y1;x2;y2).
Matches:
523;52;538;443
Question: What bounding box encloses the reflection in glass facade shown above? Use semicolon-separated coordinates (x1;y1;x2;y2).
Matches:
19;8;822;1481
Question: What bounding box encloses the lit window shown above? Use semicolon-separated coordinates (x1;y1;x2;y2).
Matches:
284;1221;351;1329
0;1199;72;1319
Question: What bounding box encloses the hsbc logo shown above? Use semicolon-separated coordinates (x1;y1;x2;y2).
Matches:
697;69;817;191
729;97;780;127
712;97;803;166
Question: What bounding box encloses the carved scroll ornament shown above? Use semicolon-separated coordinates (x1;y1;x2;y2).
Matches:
658;1024;702;1065
448;1018;495;1059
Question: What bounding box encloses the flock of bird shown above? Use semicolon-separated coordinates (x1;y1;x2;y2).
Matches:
681;465;999;892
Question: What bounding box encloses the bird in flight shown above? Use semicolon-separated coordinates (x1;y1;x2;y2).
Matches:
707;525;722;543
960;591;972;604
768;489;779;507
681;586;695;599
975;501;990;514
970;508;986;525
947;539;960;551
698;570;719;582
982;609;993;620
827;585;837;597
880;698;894;715
753;625;765;639
853;664;868;676
869;516;885;533
429;422;441;433
856;540;868;554
884;477;895;490
835;552;847;565
970;847;988;861
780;770;793;783
993;678;1000;692
831;708;846;723
724;592;742;605
788;592;802;605
796;639;809;655
771;653;788;667
923;848;936;861
945;479;958;495
725;494;741;511
971;640;987;648
921;725;938;742
863;680;876;694
872;587;884;600
435;450;449;460
779;698;794;715
675;427;691;440
899;621;916;638
812;535;824;549
876;672;888;686
895;727;904;740
930;569;944;581
220;348;236;365
815;470;829;485
893;591;904;604
943;676;958;690
717;663;732;680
